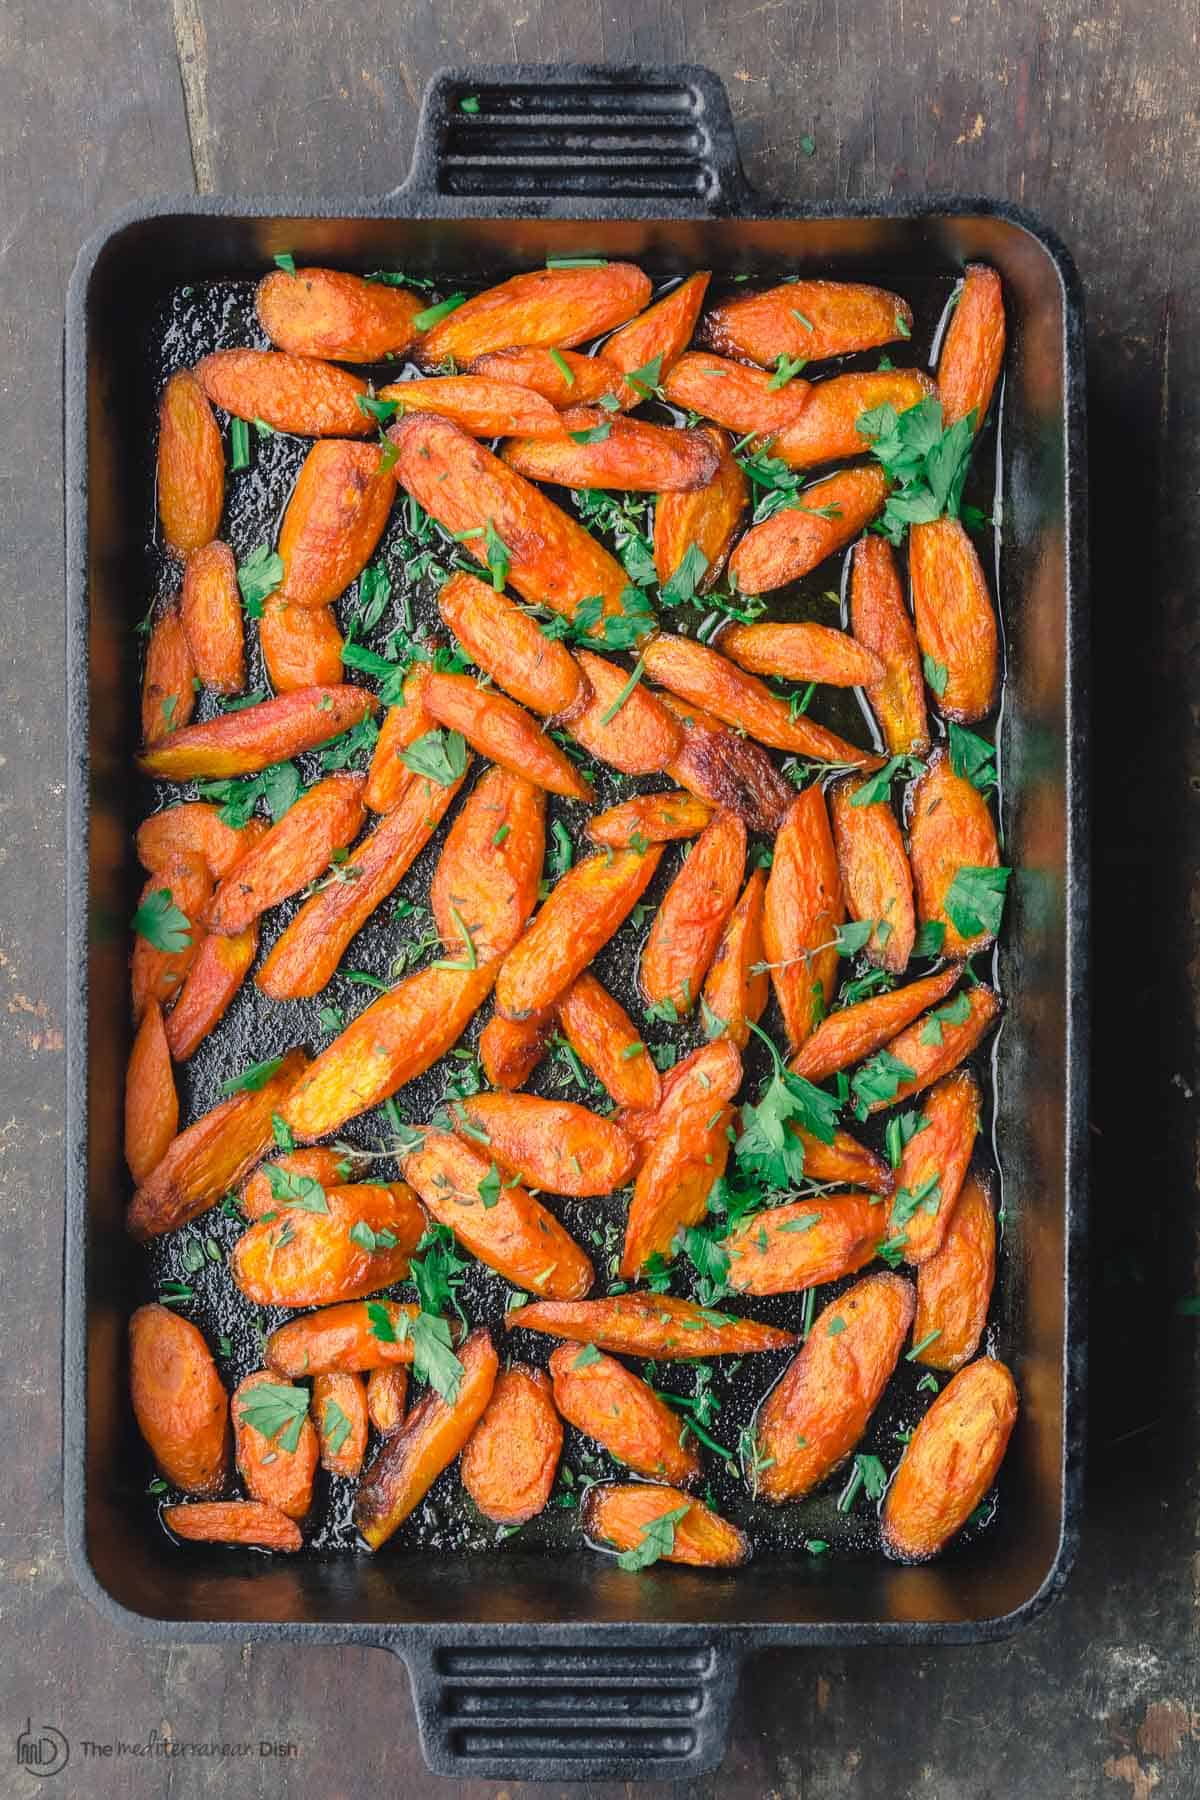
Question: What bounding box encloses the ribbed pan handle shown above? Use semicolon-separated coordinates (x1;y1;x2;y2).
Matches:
398;1637;741;1780
401;64;751;214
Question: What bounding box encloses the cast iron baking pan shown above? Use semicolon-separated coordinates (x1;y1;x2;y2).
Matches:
63;64;1089;1782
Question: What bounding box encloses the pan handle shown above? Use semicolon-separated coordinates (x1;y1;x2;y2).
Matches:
396;1635;742;1779
400;64;752;215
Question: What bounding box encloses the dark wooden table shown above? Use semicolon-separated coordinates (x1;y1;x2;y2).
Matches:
4;1;1197;1793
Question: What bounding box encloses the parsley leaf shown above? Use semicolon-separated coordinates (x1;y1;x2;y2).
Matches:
131;888;192;952
220;1056;284;1096
264;1163;328;1213
948;721;998;793
236;545;284;616
321;1398;352;1455
624;352;664;399
919;990;973;1046
236;1382;309;1453
398;728;469;787
736;1020;840;1189
412;293;467;331
858;397;978;544
659;542;709;608
569;419;613;445
850;1049;916;1118
615;1503;690;1572
943;864;1011;939
849;753;925;807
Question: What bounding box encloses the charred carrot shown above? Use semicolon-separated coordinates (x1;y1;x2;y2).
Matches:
129;1304;229;1496
479;1007;555;1092
502;411;720;492
729;466;891;595
438;570;584;717
587;790;712;850
570;652;682;774
936;264;1006;433
276;440;396;609
137;686;378;781
908;749;1003;957
206;773;366;936
496;846;662;1020
549;1344;700;1486
849;535;930;756
763;786;844;1051
700;279;913;367
718;621;884;689
450;1093;636;1196
196;348;371;436
366;1366;409;1436
882;1357;1017;1560
701;868;769;1049
509;1293;796;1359
790;966;960;1082
829;775;915;971
165;922;258;1060
557;973;661;1113
157;369;224;556
181;542;245;693
912;1170;996;1370
661;694;793;835
461;1365;562;1524
909;518;999;723
125;999;178;1182
640;811;746;1014
422;670;591;800
429;765;545;962
726;1194;882;1295
141;604;196;747
415;263;652;367
257;265;424;361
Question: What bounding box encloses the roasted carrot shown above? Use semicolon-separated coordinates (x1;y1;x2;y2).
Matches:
509;1293;797;1359
642;632;881;767
377;376;566;439
584;1484;750;1568
257;265;424;361
181;542;245;692
763;786;844;1051
266;1301;428;1378
701;868;769;1050
468;345;629;409
882;1357;1017;1560
131;852;211;1020
936;264;1006;433
141;604;196;747
849;535;930;756
550;1344;700;1486
136;803;266;881
163;1501;302;1551
129;1305;229;1495
422;670;591;800
772;369;935;468
206;773;366;936
497;845;662;1020
587;790;712;850
241;1148;355;1221
233;1371;318;1520
260;598;345;693
125;999;178;1182
653;427;748;591
313;1371;369;1477
257;765;467;1000
364;666;435;813
726;1194;882;1296
729;466;891;595
401;1130;594;1300
389;415;629;632
661;694;793;835
279;961;496;1139
502;411;720;492
450;1093;636;1196
829;775;915;971
718;621;884;689
478;1007;555;1092
570;652;682;773
912;1170;996;1371
196;348;371;436
366;1366;409;1436
908;749;1003;957
620;1103;732;1278
438;570;584;717
615;1039;744;1165
867;984;1000;1112
599;270;710;401
157;369;224;556
640;812;746;1014
126;1047;308;1239
231;1181;426;1308
276;440;396;608
789;1123;892;1192
164;922;258;1060
415;264;652;367
750;1271;915;1502
460;1365;562;1524
909;518;999;723
355;1329;500;1549
660;351;813;438
137;686;378;781
889;1069;980;1263
557;973;661;1112
429;765;545;962
790;965;961;1082
700;279;913;367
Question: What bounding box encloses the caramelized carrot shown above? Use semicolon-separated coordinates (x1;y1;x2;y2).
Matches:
378;376;567;439
450;1093;636;1196
429;765;545;961
313;1371;369;1477
912;1170;996;1370
497;846;662;1020
438;570;584;717
509;1293;796;1359
936;264;1006;433
620;1102;732;1278
701;868;769;1049
157;369;224;556
587;790;712;850
131;853;211;1020
141;604;196;747
550;1345;700;1486
125;999;178;1182
718;621;884;689
129;1305;229;1495
257;765;466;1000
642;633;881;767
181;542;245;692
260;597;344;692
136;803;265;881
355;1329;499;1550
726;1194;882;1296
570;653;682;774
257;266;424;361
661;694;793;834
460;1365;562;1524
763;786;844;1051
909;518;999;723
364;666;435;813
233;1370;318;1520
557;973;661;1112
789;1123;892;1192
908;749;1003;957
615;1040;744;1164
700;279;913;367
276;440;396;608
415;264;652;367
241;1148;354;1221
163;1500;302;1551
422;670;592;800
165;922;258;1060
469;346;629;409
661;351;812;438
599;270;710;402
882;1357;1017;1560
849;535;930;756
137;686;378;781
479;1007;555;1092
640;811;746;1014
206;773;366;936
829;775;916;971
751;1272;915;1502
502;411;720;492
266;1301;428;1378
196;348;371;437
790;966;960;1082
772;369;935;468
867;984;1001;1112
231;1181;426;1307
889;1069;980;1263
729;466;891;594
126;1048;308;1239
584;1483;750;1568
366;1366;409;1436
401;1130;594;1300
653;427;748;591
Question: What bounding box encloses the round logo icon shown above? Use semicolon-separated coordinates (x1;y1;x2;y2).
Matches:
15;1721;69;1778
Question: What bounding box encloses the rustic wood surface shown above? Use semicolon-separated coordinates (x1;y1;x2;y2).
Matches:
2;0;1198;1793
